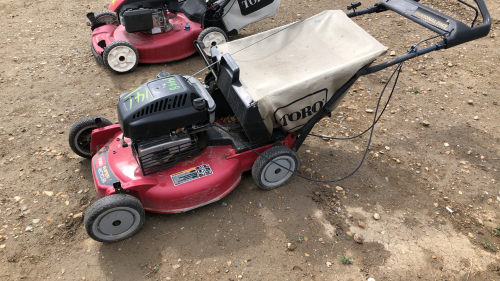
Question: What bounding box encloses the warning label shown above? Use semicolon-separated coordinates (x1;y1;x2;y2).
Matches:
171;164;213;186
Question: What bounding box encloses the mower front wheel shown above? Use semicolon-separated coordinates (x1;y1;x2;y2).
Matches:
84;194;145;243
69;116;113;158
103;41;139;73
252;146;298;190
198;27;228;54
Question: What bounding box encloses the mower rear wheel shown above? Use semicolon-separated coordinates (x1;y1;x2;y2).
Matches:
252;146;298;190
84;194;145;243
69;116;112;159
198;27;228;54
103;41;139;73
94;11;119;26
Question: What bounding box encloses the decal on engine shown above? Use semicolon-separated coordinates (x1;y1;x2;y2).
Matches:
123;86;150;109
170;164;213;186
161;77;184;91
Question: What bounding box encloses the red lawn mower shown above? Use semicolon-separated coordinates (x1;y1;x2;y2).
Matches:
87;0;281;73
71;0;490;242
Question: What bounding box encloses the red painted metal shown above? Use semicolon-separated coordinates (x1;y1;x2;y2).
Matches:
108;0;126;12
89;124;121;156
91;13;202;64
90;127;296;213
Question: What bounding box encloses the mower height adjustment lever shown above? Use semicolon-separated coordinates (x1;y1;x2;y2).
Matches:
347;1;362;12
112;182;126;194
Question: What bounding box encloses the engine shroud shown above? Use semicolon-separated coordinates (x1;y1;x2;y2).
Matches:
117;74;211;142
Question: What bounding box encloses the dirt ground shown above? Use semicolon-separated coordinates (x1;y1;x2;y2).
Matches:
1;0;499;280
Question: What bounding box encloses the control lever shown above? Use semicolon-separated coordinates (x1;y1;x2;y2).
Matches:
347;1;362;12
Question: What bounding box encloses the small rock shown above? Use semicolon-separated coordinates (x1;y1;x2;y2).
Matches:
477;218;484;225
346;231;353;237
373;213;380;220
25;226;33;232
57;224;65;229
73;212;83;222
358;221;366;228
220;202;227;207
368;278;376;281
468;233;474;238
14;196;21;202
172;264;181;269
43;191;53;197
237;275;243;279
20;205;28;211
354;233;364;244
326;261;332;267
443;197;449;201
287;242;297;251
473;116;479;120
390;51;396;56
33;219;40;224
432;255;437;259
346;117;354;121
447;62;453;67
444;143;449;147
256;202;262;208
335;186;343;191
468;100;473;105
422;120;430;126
365;109;374;113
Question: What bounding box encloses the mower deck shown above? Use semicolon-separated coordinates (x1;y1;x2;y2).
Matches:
90;125;295;213
91;13;202;64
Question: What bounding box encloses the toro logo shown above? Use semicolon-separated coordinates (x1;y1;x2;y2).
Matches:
238;0;274;16
273;89;328;131
96;156;106;168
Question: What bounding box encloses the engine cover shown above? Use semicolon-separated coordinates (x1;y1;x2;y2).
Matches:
122;9;154;33
117;74;214;142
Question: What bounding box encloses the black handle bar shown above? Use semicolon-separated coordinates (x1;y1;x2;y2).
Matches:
348;0;491;49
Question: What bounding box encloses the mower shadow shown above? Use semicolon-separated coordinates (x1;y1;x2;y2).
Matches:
95;173;274;279
92;123;500;280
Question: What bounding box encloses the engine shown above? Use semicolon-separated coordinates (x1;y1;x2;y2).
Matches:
117;73;215;175
120;0;180;34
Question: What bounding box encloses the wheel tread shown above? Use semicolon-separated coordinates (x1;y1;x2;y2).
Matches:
68;116;112;158
84;194;145;243
251;145;298;190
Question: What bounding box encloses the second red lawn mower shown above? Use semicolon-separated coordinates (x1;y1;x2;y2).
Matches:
87;0;281;73
71;0;490;243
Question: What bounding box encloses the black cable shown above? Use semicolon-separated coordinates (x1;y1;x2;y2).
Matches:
181;0;238;22
209;62;404;183
309;62;403;141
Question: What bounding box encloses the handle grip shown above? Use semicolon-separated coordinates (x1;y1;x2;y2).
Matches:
361;0;491;49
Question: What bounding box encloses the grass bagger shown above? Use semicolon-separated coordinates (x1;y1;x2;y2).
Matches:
70;0;490;242
87;0;281;73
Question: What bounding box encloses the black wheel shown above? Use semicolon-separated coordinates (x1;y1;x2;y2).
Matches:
197;27;228;54
94;11;119;26
252;145;298;190
103;41;139;73
84;194;145;243
68;116;112;158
